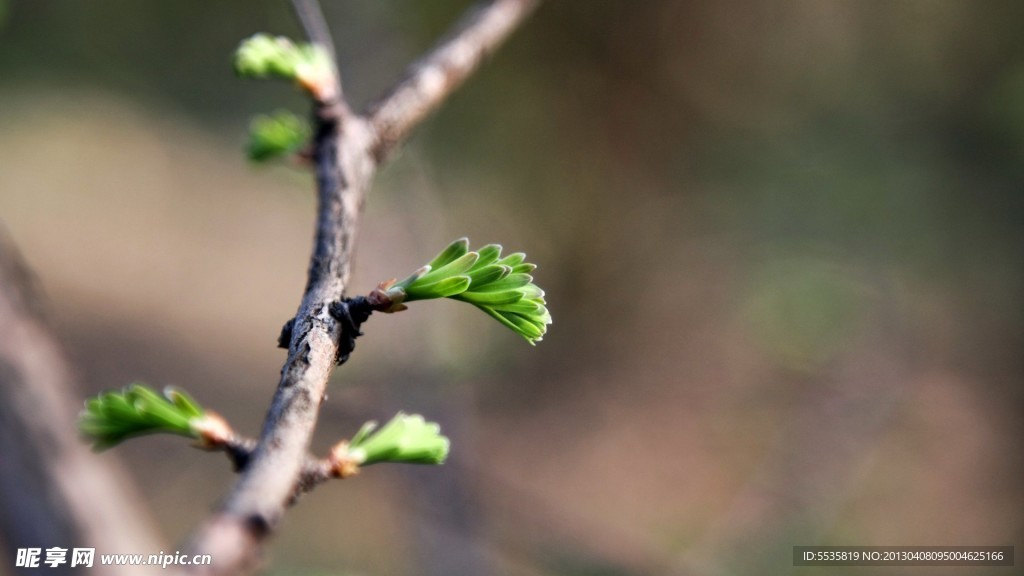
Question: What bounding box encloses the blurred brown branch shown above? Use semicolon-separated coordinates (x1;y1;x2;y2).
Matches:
181;0;537;573
0;227;164;576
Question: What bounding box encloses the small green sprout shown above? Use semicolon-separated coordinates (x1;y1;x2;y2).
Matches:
246;110;310;162
330;413;450;477
79;384;226;451
377;238;552;344
234;33;333;96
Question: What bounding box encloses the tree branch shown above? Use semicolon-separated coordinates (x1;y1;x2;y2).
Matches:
219;436;335;503
290;0;349;116
182;87;373;576
181;1;537;573
290;0;337;70
367;0;539;160
0;226;165;576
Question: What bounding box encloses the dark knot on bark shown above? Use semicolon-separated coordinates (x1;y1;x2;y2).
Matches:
276;296;374;365
328;296;373;365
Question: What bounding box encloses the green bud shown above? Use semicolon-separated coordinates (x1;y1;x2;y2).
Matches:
79;384;207;451
234;34;301;78
379;238;552;344
233;33;332;95
348;413;450;466
246;110;310;162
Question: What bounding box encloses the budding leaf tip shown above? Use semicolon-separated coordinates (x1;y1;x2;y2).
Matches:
382;239;551;343
78;383;208;450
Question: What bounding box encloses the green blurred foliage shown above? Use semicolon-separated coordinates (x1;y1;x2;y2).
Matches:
245;110;309;162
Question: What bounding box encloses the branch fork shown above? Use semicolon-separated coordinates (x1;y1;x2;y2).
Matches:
175;1;539;573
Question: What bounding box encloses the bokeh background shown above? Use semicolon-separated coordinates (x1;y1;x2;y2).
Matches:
1;1;1022;575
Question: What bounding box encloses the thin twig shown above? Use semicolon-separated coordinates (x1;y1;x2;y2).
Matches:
181;1;537;573
290;0;349;113
367;0;539;160
290;0;336;63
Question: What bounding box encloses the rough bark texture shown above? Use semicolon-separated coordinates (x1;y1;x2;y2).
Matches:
0;227;164;576
181;1;538;573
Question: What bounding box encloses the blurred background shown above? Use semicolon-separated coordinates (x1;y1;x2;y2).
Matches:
1;1;1022;575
